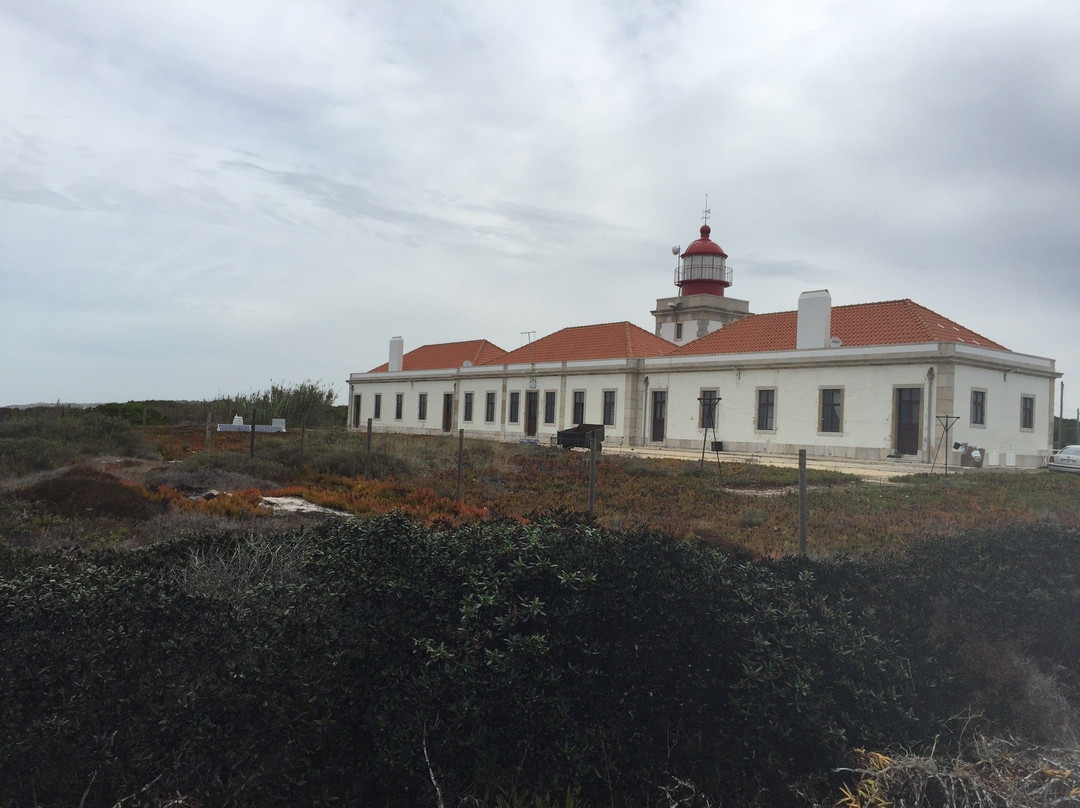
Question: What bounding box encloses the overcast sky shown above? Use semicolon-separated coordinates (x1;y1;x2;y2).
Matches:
2;0;1078;415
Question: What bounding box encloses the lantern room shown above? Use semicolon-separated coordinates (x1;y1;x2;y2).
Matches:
675;224;732;296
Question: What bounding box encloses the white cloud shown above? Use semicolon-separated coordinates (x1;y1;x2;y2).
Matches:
1;0;1078;413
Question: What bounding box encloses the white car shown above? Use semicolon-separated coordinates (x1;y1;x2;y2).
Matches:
1047;445;1080;473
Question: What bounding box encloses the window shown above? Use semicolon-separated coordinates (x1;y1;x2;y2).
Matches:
1021;394;1035;431
463;392;474;422
970;390;986;426
509;392;520;423
699;389;719;429
602;390;616;426
675;322;683;340
820;388;842;433
394;393;403;421
418;393;427;421
352;395;361;428
572;391;585;424
374;394;382;419
544;391;556;424
485;392;496;423
757;388;776;431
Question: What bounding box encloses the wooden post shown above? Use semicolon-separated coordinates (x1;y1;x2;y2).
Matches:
587;431;598;518
205;410;211;453
364;418;373;477
299;413;307;466
456;428;464;502
798;449;807;557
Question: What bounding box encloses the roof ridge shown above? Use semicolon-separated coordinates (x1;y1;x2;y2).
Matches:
901;299;935;341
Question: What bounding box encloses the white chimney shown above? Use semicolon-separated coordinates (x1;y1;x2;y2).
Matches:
796;290;831;350
389;336;404;372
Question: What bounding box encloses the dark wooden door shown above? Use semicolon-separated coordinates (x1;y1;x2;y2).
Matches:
896;388;921;455
525;392;539;437
442;393;454;432
651;390;666;442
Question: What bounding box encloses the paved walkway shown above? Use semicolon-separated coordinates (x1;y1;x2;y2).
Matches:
603;444;945;482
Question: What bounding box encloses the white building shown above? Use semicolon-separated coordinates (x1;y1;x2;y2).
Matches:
347;221;1058;468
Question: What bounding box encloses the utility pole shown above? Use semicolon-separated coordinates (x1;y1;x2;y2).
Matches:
1059;381;1064;449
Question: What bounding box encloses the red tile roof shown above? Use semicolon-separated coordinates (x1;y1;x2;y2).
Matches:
669;299;1006;356
368;300;1004;373
493;322;674;365
369;339;507;372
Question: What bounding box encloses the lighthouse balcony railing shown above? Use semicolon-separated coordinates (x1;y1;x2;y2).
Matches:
675;265;732;286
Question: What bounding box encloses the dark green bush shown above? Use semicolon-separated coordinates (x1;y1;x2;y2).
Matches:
90;401;170;426
1;517;1077;807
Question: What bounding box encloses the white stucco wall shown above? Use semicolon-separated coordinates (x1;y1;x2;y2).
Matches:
950;364;1055;466
643;362;936;460
347;342;1057;467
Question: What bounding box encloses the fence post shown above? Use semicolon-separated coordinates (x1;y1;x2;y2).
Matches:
456;428;465;502
205;410;211;453
364;418;373;477
249;409;256;457
587;431;598;518
798;449;808;556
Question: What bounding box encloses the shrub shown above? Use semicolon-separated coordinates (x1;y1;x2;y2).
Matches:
160;450;298;487
1;517;1077;807
0;411;151;477
4;466;163;520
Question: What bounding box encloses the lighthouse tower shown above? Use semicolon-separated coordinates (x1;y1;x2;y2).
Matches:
653;216;751;344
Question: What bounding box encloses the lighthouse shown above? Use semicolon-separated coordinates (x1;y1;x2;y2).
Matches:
653;216;751;344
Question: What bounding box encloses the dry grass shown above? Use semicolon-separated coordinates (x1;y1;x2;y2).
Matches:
838;735;1080;808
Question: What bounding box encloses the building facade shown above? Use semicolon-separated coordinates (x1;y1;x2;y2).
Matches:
347;223;1058;468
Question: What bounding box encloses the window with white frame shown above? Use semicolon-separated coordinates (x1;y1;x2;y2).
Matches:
485;392;496;423
463;392;474;422
509;391;520;423
699;389;719;429
572;390;585;424
602;390;616;426
970;389;986;427
820;388;842;433
1020;394;1034;431
756;388;776;431
418;393;427;421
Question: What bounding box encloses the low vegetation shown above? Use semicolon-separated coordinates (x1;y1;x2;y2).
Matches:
1;405;1078;807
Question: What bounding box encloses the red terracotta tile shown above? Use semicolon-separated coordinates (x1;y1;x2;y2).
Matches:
369;339;507;372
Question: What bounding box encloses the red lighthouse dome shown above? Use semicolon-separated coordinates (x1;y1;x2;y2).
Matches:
676;224;732;297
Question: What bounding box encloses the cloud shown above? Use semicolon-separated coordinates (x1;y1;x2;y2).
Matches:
0;0;1077;412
